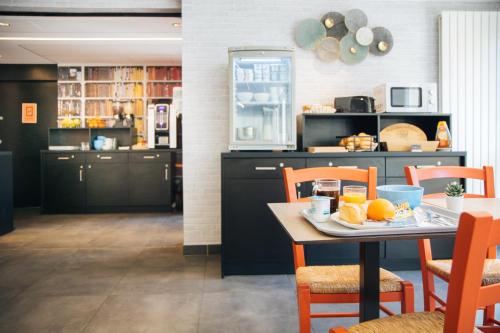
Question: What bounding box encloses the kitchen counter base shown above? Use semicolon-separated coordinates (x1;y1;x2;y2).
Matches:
221;151;466;276
41;149;177;214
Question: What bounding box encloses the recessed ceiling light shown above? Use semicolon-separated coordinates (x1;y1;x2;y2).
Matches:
0;22;10;27
0;37;182;41
172;23;181;28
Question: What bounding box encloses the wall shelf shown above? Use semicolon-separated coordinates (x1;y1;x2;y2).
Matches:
57;65;182;139
299;112;452;151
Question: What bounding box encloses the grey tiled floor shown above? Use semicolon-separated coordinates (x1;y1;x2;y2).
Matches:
0;210;489;333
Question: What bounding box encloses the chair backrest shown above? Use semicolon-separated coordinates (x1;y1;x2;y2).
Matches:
405;165;495;198
282;166;378;202
443;212;500;332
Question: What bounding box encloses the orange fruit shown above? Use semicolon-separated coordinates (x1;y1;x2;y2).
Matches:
367;198;395;221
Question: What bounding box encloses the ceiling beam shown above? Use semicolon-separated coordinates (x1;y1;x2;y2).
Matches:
0;0;181;15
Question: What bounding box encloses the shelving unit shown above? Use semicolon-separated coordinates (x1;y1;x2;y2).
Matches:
57;65;182;138
298;112;452;151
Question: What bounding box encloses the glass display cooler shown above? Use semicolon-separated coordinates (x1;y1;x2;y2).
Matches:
228;47;296;150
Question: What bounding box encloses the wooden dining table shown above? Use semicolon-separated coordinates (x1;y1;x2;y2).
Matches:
268;198;500;322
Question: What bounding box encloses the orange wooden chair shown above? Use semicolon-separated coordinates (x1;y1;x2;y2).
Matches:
329;211;500;333
405;165;498;325
283;166;415;333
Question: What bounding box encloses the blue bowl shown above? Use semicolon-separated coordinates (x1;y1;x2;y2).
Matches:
376;185;424;208
93;139;104;151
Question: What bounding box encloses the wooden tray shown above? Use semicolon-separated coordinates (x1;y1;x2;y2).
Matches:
386;141;439;152
307;146;348;153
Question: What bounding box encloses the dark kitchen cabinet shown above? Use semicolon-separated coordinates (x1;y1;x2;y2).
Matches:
41;150;175;213
222;158;306;276
129;152;172;206
221;152;466;276
0;152;13;235
86;153;129;207
42;153;86;213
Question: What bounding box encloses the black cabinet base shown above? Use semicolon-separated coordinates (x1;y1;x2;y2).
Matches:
42;205;173;214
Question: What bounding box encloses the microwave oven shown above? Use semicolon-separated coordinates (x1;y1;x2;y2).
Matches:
373;83;437;113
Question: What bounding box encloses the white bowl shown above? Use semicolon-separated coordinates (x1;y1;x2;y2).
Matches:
254;93;270;102
236;92;253;102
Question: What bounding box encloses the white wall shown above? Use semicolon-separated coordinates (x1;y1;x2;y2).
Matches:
441;11;500;194
182;0;500;246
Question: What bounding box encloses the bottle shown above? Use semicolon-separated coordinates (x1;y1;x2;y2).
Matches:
435;121;452;148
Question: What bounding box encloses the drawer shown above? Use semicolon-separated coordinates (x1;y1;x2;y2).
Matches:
45;152;85;164
86;152;128;164
223;158;306;179
129;152;170;164
306;157;385;171
386;157;461;177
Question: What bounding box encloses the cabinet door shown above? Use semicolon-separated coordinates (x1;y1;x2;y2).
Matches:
43;160;85;212
222;178;293;269
86;163;128;206
129;161;171;206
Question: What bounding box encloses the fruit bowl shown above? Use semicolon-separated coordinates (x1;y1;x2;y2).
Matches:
376;185;424;209
236;92;253;102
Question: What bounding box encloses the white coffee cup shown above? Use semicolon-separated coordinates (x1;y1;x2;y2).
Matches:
310;196;331;222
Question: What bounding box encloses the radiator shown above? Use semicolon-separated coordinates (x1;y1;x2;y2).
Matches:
440;11;500;194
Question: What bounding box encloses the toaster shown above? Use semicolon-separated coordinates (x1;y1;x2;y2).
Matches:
334;96;376;113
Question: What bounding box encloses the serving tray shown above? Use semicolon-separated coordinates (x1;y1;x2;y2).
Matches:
300;204;458;237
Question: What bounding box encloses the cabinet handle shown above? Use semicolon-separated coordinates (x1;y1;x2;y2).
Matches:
338;166;358;169
165;164;169;181
143;155;156;159
298;191;302;198
57;156;70;160
416;165;436;169
255;166;276;171
100;156;112;160
79;169;83;182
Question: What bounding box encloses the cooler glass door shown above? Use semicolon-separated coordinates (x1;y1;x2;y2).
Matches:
229;49;295;150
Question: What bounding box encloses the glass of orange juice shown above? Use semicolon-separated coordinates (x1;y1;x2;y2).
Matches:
343;186;367;204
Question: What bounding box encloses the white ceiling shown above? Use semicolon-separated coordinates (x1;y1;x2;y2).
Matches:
0;16;182;64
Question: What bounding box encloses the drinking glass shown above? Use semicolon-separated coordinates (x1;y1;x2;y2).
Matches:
312;179;341;213
343;185;367;204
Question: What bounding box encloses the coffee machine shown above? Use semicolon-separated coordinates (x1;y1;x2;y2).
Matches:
147;103;177;148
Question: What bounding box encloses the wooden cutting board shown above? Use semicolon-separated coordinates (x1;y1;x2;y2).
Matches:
380;123;427;144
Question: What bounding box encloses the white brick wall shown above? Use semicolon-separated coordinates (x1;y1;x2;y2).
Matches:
182;0;500;245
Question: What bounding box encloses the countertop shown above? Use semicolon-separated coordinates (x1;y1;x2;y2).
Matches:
41;148;181;153
222;151;466;158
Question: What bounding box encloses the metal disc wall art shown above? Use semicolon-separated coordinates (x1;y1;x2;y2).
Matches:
294;9;393;64
370;27;394;56
355;26;374;46
345;9;368;33
321;12;348;40
294;18;326;50
340;34;368;64
316;37;340;62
